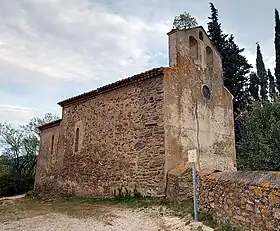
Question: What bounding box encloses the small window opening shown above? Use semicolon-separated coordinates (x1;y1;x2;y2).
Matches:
199;31;203;41
202;85;211;99
75;128;80;151
51;135;54;154
206;46;213;66
189;36;198;60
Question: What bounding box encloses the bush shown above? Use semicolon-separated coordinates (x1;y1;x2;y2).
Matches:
0;173;34;197
0;174;17;197
238;100;280;170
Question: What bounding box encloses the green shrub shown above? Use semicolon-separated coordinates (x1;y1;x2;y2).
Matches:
0;173;34;197
238;100;280;171
0;174;17;197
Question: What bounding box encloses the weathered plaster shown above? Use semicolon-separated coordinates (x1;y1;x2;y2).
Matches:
164;27;236;174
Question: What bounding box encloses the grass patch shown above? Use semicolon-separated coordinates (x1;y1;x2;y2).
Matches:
61;194;194;217
61;194;220;227
197;211;218;228
217;223;242;231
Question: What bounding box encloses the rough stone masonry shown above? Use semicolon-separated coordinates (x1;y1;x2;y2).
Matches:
35;26;236;198
199;171;280;231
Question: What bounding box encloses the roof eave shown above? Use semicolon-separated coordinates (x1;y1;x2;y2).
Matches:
57;67;165;107
37;119;62;131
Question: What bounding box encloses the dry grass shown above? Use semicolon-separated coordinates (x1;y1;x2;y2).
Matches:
0;197;117;223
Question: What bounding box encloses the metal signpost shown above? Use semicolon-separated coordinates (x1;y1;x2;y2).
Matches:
188;149;198;222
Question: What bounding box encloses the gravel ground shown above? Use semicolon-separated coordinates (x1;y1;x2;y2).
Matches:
0;207;213;231
0;196;213;231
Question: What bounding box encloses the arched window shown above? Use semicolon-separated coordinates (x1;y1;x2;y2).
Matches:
199;31;203;41
51;135;54;154
74;128;80;151
206;46;213;66
189;36;198;60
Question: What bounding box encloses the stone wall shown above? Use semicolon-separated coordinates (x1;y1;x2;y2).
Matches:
35;123;61;193
41;75;166;197
164;27;236;175
166;165;193;200
199;171;280;231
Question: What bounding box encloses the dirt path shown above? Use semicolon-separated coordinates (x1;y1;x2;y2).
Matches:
0;194;25;201
0;211;212;231
0;197;213;231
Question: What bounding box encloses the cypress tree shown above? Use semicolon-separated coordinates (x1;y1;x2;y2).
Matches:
207;3;227;53
275;9;280;92
224;35;252;111
268;69;276;101
256;43;268;102
208;3;252;156
249;72;260;101
208;3;252;113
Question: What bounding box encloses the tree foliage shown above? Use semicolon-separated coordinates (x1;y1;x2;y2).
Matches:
249;72;260;101
0;113;59;196
268;69;277;101
207;3;228;53
207;2;252;156
238;100;280;171
208;3;252;113
275;9;280;92
256;43;268;102
173;12;198;30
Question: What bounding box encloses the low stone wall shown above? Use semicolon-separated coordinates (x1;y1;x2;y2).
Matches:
165;165;193;200
199;171;280;231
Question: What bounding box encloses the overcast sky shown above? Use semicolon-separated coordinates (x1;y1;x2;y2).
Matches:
0;0;279;124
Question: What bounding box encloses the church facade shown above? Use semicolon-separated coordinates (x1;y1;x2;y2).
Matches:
35;26;236;198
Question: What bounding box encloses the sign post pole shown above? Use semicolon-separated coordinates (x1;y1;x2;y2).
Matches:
192;162;198;222
188;149;198;222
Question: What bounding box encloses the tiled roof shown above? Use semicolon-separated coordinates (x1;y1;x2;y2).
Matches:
57;67;164;107
38;119;62;131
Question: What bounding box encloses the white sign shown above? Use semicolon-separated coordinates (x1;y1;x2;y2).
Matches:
188;149;197;163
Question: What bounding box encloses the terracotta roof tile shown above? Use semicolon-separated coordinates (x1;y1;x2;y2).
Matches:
58;67;164;107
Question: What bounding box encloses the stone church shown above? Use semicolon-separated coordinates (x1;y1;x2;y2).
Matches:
35;26;236;198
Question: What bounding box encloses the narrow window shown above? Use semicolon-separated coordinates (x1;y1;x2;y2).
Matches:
50;135;55;154
75;128;80;151
199;31;203;41
206;46;213;66
189;36;198;60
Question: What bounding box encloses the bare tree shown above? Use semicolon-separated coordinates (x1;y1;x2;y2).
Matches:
173;12;198;30
0;113;59;195
21;112;59;137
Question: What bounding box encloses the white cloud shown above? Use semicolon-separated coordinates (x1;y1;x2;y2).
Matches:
0;0;170;81
0;104;35;112
0;0;173;123
0;104;38;124
0;0;278;124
